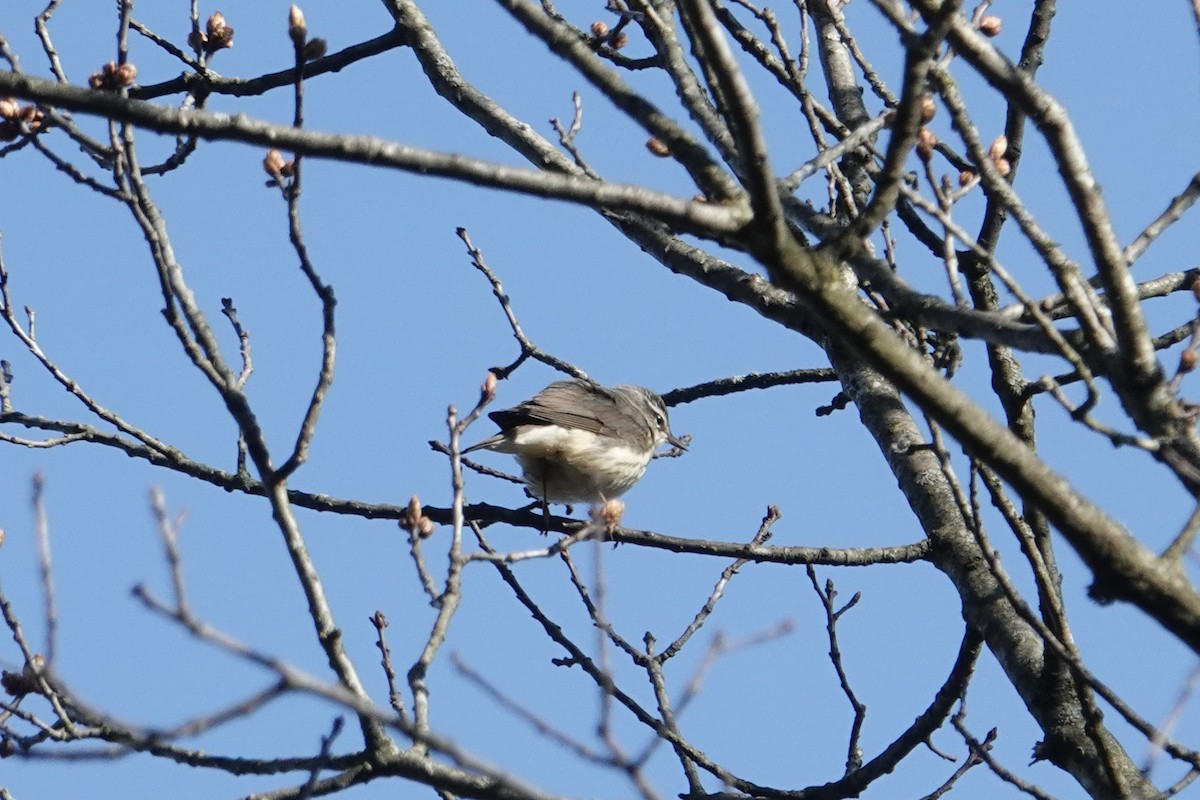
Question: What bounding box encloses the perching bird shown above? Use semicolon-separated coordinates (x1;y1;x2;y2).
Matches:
464;379;686;505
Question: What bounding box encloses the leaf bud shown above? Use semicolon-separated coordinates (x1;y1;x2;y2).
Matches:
918;94;937;124
205;12;235;52
288;5;308;45
301;38;327;61
1180;349;1198;374
916;128;938;162
646;136;670;157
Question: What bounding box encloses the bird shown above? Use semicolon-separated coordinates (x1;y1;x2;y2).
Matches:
464;379;686;506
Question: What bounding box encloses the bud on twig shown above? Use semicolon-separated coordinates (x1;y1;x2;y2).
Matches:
417;517;436;539
88;61;137;91
918;94;937;124
481;372;497;404
18;105;44;132
301;38;327;61
988;134;1008;162
590;498;625;530
263;149;287;183
1180;349;1198;374
207;12;228;38
646;137;670;157
114;63;137;87
979;16;1002;37
916;128;938;162
263;149;295;187
987;135;1010;177
590;21;609;39
288;5;308;45
0;99;42;139
400;495;437;539
203;12;235;54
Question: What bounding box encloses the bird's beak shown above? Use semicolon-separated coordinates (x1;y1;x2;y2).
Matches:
667;432;688;451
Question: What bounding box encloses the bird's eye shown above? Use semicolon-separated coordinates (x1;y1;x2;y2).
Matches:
655;413;665;428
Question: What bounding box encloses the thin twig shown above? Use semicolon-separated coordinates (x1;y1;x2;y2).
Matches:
807;565;866;774
32;473;58;667
456;227;587;380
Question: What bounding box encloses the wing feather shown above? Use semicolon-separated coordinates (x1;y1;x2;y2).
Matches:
488;380;624;438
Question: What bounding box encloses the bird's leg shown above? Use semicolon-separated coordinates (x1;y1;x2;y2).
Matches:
534;466;551;536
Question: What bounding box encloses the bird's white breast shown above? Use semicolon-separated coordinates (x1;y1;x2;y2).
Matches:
507;425;652;502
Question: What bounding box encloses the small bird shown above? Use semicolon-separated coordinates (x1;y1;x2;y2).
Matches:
464;379;686;505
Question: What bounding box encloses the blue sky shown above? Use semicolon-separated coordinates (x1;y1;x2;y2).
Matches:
1;2;1199;798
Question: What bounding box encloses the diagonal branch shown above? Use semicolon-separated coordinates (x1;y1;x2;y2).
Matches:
0;71;747;240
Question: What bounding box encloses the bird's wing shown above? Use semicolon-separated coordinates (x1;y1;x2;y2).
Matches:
489;380;619;437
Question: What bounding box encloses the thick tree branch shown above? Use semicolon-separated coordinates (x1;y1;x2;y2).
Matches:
0;71;747;239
